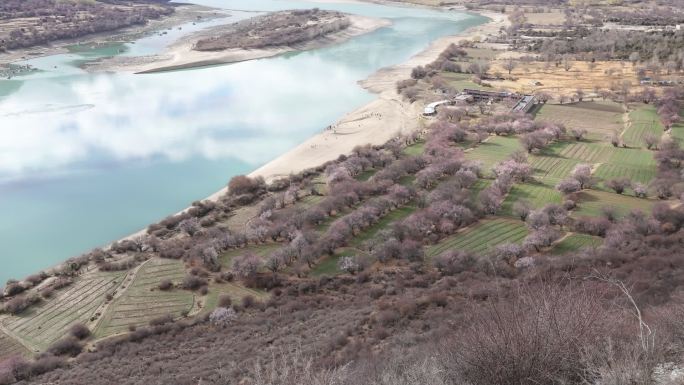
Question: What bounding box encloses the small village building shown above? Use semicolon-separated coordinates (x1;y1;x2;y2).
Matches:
512;95;537;113
640;77;653;85
423;100;451;116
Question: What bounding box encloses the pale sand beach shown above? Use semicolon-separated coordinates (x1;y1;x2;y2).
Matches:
84;14;391;74
248;9;508;180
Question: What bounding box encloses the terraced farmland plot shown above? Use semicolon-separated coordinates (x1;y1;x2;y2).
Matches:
223;203;261;233
607;146;656;167
535;102;624;140
551;233;602;255
469;178;492;199
426;219;528;257
442;72;487;91
589;145;656;185
529;155;579;182
501;182;562;216
0;329;29;359
623;106;664;148
573;190;655;218
311;248;371;277
2;271;125;350
201;282;268;316
466;136;522;174
555;142;614;163
595;163;656;185
95;259;193;338
351;205;417;247
669;109;684;143
273;194;325;222
219;244;282;267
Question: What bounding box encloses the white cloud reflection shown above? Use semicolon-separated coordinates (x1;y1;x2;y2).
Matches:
0;52;370;179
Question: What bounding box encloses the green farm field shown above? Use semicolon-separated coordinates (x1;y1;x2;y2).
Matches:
622;105;664;148
501;181;563;216
551;233;602;255
466;136;522;174
219;244;282;268
573;190;655;218
426;218;528;257
351;205;417;247
201;282;268;316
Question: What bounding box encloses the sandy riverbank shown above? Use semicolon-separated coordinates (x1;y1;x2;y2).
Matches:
84;14;391;74
117;5;508;242
0;4;221;67
202;7;509;198
249;9;508;179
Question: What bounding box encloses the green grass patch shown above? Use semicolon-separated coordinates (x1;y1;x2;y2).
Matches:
550;233;602;255
623;105;664;148
403;141;425;156
573;190;655;218
399;175;416;186
529;155;579;183
350;205;417;247
670;109;684;143
310;255;342;277
219;244;282;267
466;136;522;175
201;282;268;316
594;163;656;186
501;181;563;216
553;141;614;163
441;72;486;91
356;169;377;181
426;218;528;257
470;178;492;198
310;248;370;277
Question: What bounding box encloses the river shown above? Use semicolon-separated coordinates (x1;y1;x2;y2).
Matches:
0;0;486;284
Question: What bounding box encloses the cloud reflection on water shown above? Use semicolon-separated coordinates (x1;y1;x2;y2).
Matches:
0;52;369;179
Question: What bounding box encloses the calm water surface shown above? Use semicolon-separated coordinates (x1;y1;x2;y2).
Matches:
0;0;486;283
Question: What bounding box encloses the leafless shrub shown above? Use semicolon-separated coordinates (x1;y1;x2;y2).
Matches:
47;336;83;357
158;279;173;291
69;323;91;340
181;275;207;291
449;283;625;385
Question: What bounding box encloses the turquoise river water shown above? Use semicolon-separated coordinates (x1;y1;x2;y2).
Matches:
0;0;486;283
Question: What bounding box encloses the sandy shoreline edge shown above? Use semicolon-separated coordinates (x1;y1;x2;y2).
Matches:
116;4;507;243
220;7;508;194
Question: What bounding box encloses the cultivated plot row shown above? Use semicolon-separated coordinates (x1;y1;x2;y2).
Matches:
2;271;125;350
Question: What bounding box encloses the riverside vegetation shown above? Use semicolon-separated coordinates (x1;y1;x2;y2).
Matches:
1;0;684;384
0;0;174;52
193;9;352;51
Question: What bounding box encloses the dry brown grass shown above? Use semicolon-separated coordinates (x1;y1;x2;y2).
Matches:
489;60;639;97
524;11;566;26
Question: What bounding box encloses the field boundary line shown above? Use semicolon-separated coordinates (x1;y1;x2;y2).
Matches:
0;318;39;355
89;259;150;331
